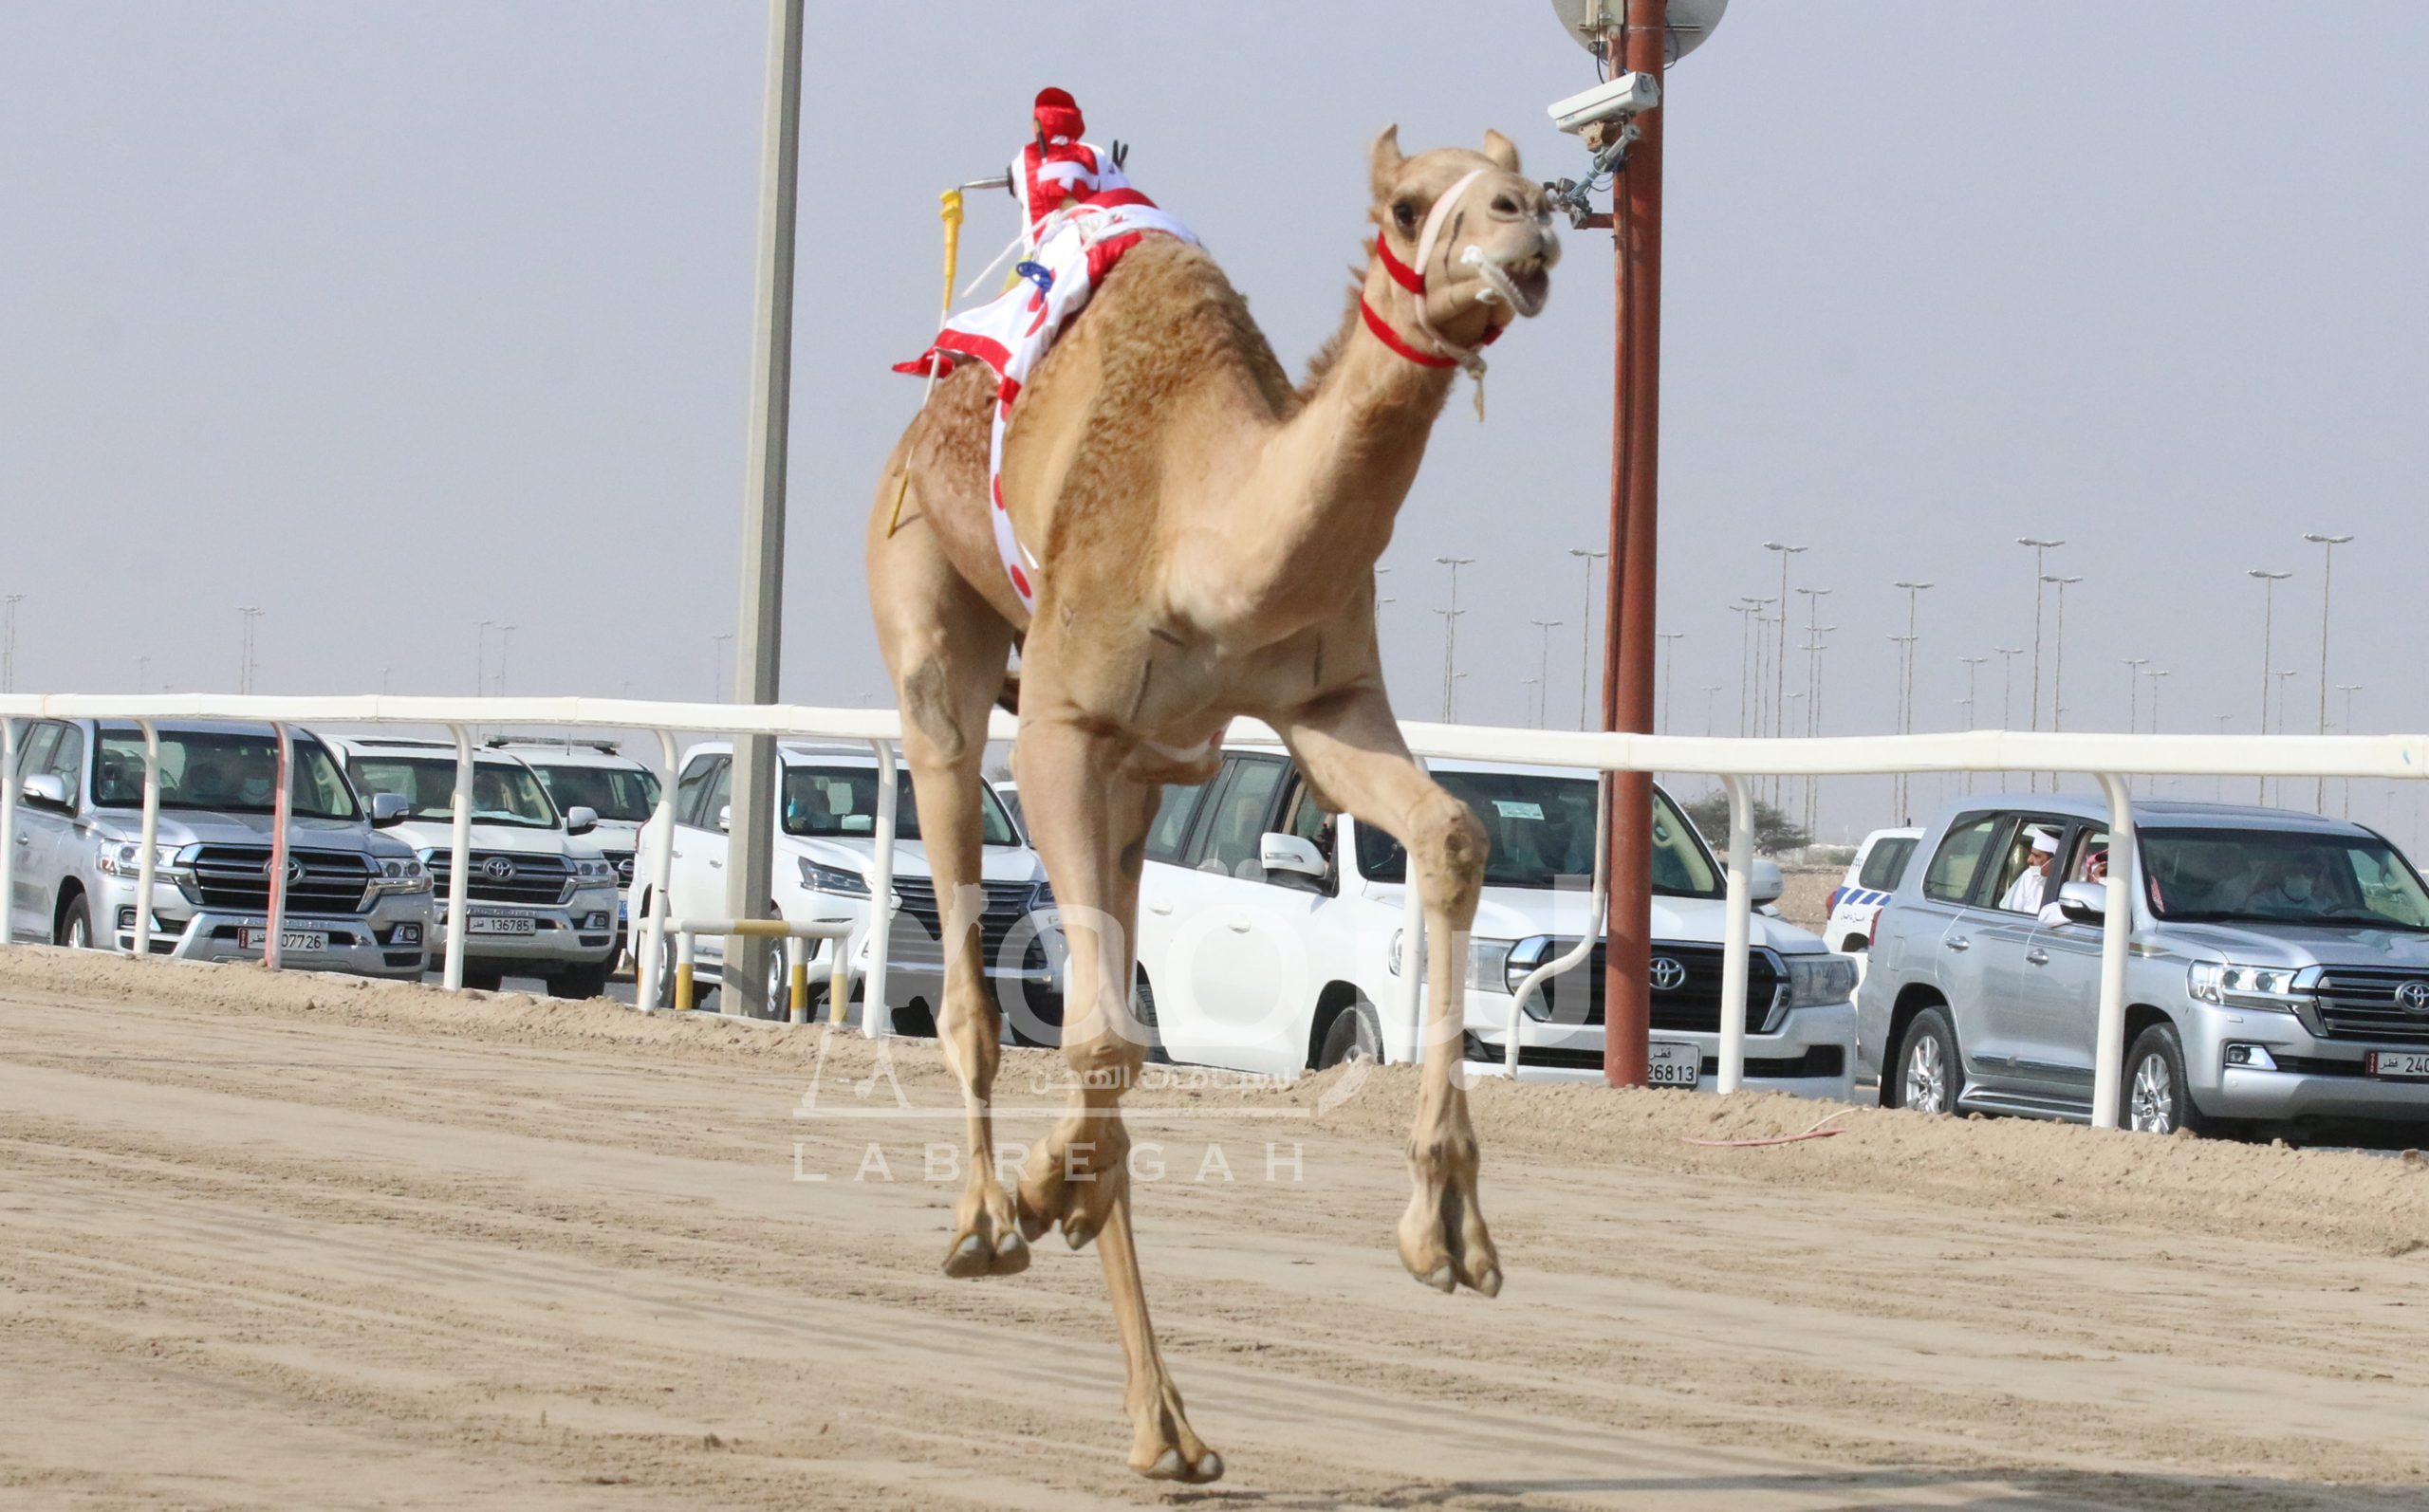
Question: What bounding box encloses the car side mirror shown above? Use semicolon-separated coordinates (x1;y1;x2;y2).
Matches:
369;792;410;827
716;803;732;835
1750;858;1786;906
2056;879;2106;926
564;804;599;838
21;774;68;811
1259;832;1328;883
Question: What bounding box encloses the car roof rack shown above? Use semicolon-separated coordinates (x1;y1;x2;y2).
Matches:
484;735;623;756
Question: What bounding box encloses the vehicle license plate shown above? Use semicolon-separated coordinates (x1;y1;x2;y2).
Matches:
1647;1040;1702;1088
239;927;326;952
469;915;537;936
2368;1050;2429;1079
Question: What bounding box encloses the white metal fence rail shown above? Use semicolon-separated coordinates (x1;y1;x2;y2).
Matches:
6;693;2424;1131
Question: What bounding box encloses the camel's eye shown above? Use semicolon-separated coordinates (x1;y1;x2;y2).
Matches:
1391;198;1418;235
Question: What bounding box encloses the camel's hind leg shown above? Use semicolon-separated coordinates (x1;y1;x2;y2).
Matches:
1276;687;1501;1298
867;461;1025;1278
1010;716;1221;1484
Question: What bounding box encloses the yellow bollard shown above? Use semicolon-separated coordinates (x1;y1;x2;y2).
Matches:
788;938;809;1025
827;951;851;1026
675;931;696;1012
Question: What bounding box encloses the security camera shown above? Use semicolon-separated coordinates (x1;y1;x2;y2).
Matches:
1547;72;1660;135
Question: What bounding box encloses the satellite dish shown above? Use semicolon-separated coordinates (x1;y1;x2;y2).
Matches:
1547;0;1728;65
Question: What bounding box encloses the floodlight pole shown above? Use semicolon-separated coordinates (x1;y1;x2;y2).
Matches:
1598;0;1667;1090
724;0;806;1018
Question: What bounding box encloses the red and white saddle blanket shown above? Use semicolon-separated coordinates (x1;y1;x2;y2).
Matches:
895;127;1196;611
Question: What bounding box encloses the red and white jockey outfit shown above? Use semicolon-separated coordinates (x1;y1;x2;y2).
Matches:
895;88;1196;613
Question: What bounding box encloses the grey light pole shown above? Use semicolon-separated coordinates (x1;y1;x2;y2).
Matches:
1739;596;1775;740
711;633;734;700
1892;581;1932;813
1537;619;1568;730
236;607;264;695
1700;683;1723;738
2041;576;2082;732
494;624;516;696
474;619;493;697
1886;634;1918;818
2017;538;2064;730
0;594;23;693
1567;547;1604;731
1654;629;1682;734
1728;600;1757;736
2304;532;2352;812
2216;712;2233;801
1958;654;1987;794
722;0;807;1018
2250;567;2292;803
1763;544;1808;751
1802;629;1834;833
1436;556;1474;722
2120;657;2149;732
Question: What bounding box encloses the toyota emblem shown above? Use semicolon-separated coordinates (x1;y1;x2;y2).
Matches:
2397;980;2429;1016
260;857;305;886
483;857;516;880
1649;956;1688;992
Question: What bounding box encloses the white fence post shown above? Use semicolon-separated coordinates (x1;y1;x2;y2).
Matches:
1505;771;1610;1077
1715;774;1755;1095
2091;771;2138;1130
442;724;473;990
637;728;679;1012
862;737;896;1039
133;719;161;957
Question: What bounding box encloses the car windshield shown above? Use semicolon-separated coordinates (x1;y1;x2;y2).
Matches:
2142;827;2429;931
345;756;560;829
1355;771;1722;898
782;765;1019;847
527;762;660;822
94;728;359;821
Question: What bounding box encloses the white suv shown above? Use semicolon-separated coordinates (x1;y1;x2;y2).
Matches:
631;741;1056;1031
1824;826;1923;959
324;736;622;998
487;737;663;969
1132;748;1860;1097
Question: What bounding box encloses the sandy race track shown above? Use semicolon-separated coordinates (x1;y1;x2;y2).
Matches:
3;950;2426;1511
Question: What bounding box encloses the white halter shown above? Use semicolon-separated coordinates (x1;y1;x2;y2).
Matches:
1404;167;1492;379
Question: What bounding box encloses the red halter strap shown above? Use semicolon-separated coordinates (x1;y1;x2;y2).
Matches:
1359;296;1458;369
1374;234;1427;294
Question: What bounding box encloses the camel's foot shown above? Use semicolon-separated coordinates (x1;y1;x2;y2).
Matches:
1398;1125;1501;1297
1129;1374;1223;1484
943;1174;1030;1279
1015;1111;1123;1251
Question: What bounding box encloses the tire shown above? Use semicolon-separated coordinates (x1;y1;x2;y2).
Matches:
1316;1000;1383;1070
54;894;92;950
1891;1005;1961;1115
1133;967;1170;1063
459;968;506;993
550;961;613;1001
2123;1022;2211;1136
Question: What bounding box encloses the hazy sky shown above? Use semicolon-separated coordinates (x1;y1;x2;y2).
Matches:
6;3;2425;841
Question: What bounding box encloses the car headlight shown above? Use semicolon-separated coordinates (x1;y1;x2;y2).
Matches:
2188;960;2305;1009
97;840;184;878
372;857;432;894
1784;953;1859;1008
1501;935;1574;1022
570;857;617;885
799;858;870;896
1466;936;1516;995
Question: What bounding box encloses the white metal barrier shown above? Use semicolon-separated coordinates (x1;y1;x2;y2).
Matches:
5;694;2425;1131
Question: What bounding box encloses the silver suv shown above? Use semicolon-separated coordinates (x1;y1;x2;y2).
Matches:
1858;794;2429;1135
6;719;435;976
326;736;621;998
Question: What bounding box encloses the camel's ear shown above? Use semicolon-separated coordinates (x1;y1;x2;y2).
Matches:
1481;129;1521;174
1369;124;1404;202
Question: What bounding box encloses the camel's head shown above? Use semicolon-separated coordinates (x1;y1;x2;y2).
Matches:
1366;126;1560;352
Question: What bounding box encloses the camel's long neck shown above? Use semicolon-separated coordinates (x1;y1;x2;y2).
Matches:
1176;274;1459;635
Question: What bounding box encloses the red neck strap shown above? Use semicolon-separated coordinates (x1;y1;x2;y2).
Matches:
1375;236;1427;294
1359;297;1458;369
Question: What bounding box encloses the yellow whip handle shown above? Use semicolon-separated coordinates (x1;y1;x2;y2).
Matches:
890;188;968;535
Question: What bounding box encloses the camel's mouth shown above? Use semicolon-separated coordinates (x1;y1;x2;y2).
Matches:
1478;256;1552;320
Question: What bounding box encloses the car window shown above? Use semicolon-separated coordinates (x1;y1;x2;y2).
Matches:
45;724;83;789
1144;779;1211;864
1191;758;1287;877
780;766;1017;846
528;763;660;822
15;723;60;781
2142;827;2429;930
1858;836;1916;893
675;756;723;830
1923;814;2007;904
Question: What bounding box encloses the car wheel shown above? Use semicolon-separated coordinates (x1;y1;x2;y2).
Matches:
1316;1000;1383;1070
2124;1022;2209;1135
1892;1006;1961;1115
54;894;92;950
1133;966;1170;1063
550;962;613;1001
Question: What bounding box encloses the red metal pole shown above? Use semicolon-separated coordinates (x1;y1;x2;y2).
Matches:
1601;0;1665;1088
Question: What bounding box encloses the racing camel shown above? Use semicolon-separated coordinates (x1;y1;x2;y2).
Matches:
867;118;1559;1484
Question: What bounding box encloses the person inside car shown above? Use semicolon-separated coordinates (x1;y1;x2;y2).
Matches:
1997;826;2059;913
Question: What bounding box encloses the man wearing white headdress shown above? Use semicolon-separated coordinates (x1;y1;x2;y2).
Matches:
1999;826;2060;913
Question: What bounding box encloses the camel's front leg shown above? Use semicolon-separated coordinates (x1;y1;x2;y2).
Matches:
1279;690;1501;1298
1009;718;1222;1484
